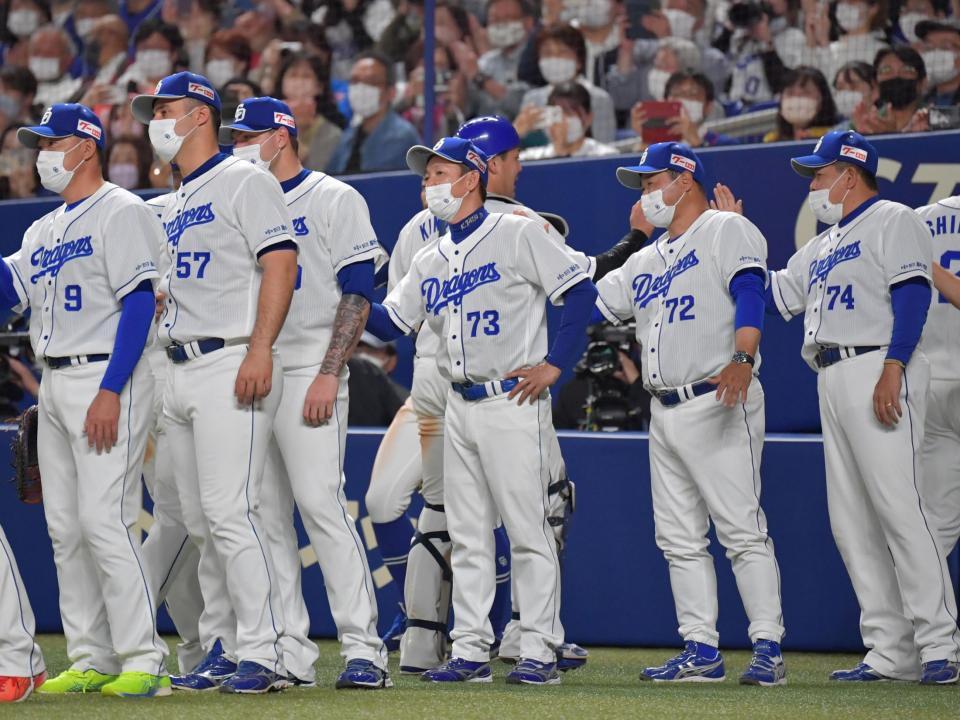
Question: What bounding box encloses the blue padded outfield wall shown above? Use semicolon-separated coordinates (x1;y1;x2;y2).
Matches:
0;132;958;651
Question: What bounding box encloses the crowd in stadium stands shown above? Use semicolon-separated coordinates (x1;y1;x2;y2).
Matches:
0;0;958;197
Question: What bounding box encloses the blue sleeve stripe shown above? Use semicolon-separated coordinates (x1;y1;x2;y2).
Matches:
385;304;415;334
114;268;159;301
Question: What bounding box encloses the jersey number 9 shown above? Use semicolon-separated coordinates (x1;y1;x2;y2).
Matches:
64;284;82;311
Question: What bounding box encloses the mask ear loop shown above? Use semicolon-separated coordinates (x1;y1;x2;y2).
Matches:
263;130;282;167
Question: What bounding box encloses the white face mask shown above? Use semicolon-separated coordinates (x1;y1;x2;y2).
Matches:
564;114;584;144
678;98;704;123
148;107;200;163
137;49;173;79
647;68;670;100
641;174;686;228
205;59;237;89
29;57;62;82
487;20;527;49
808;169;851;225
348;82;382;119
234;132;279;171
922;49;959;86
833;89;863;117
835;2;864;33
576;0;612;28
109;162;139;189
663;9;697;40
781;96;819;125
898;12;927;43
539;57;577;85
37;142;86;194
75;17;97;39
425;173;470;221
8;9;40;37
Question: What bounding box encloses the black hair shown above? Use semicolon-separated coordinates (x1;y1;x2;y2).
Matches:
488;0;534;16
873;45;927;81
535;23;587;73
275;51;345;129
838;161;879;191
547;81;592;112
775;65;839;139
106;134;153;188
665;71;715;102
223;76;262;97
834;60;876;88
133;18;183;51
0;66;38;98
354;49;397;87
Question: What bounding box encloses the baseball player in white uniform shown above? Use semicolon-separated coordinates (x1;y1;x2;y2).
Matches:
595;142;786;686
221;96;391;689
768;131;960;684
1;103;168;697
366;137;598;685
917;195;960;560
131;73;299;694
0;523;46;702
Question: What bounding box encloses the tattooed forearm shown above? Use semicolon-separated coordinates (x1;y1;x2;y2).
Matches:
319;293;371;375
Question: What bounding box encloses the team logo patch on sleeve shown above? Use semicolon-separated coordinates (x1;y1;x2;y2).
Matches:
274;112;295;128
839;145;868;163
670;154;696;173
188;82;215;101
77;120;102;140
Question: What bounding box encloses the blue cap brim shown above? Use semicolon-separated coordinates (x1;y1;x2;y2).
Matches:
218;123;270;145
17;126;71;148
616;165;667;189
790;154;835;177
131;93;185;124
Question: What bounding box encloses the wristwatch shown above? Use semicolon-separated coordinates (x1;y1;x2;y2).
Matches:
732;351;755;367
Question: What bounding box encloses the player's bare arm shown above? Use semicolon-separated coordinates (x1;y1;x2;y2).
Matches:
933;263;960;310
709;327;761;407
235;248;298;405
304;293;371;425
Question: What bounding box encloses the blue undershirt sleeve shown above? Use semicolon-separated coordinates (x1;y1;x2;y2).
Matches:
0;261;20;311
336;260;375;302
374;262;390;289
888;277;931;365
100;280;155;394
546;278;599;371
729;268;766;331
366;303;407;342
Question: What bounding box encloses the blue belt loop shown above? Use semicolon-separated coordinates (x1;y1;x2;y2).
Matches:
814;345;881;369
451;378;520;401
45;353;110;369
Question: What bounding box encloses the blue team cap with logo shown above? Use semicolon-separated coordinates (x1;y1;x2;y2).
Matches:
616;142;706;189
131;72;222;124
218;96;298;145
790;130;878;177
18;103;105;149
406;137;489;185
456;115;521;158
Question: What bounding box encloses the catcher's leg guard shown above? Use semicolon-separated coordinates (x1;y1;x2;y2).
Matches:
399;503;451;672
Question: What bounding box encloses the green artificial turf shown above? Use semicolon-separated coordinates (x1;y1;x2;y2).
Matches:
3;636;956;720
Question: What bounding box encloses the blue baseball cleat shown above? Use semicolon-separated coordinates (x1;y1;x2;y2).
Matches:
830;662;894;682
218;661;289;694
506;658;561;685
421;658;492;683
557;643;588;672
171;639;237;692
335;659;393;689
920;660;959;685
739;640;786;686
641;641;725;682
381;609;407;653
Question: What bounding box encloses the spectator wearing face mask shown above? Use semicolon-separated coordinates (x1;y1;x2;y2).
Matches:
277;52;345;171
519;81;617;159
3;0;52;68
399;42;468;142
832;60;877;119
116;19;183;94
804;0;891;84
70;0;111;48
468;0;534;119
852;45;932;133
763;65;839;141
630;71;738;147
326;50;420;174
28;24;84;107
0;66;38;138
916;18;960;106
106;134;152;190
567;0;622;89
516;23;617;142
0;122;41;199
204;30;253;91
894;0;948;44
77;15;132;109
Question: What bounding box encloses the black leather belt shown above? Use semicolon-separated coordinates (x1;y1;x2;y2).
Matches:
45;353;109;369
165;338;227;364
814;345;880;369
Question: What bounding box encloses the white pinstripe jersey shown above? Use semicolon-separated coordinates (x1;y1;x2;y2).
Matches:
389;199;595;361
154;155;297;345
384;212;588;384
4;182;161;359
279;171;386;369
770;199;933;372
595;210;767;390
917;196;960;381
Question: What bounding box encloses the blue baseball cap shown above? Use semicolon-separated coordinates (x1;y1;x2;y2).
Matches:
456;116;520;158
131;72;222;124
18;103;105;149
616;142;707;189
790;130;878;177
218;96;298;145
406;137;489;185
